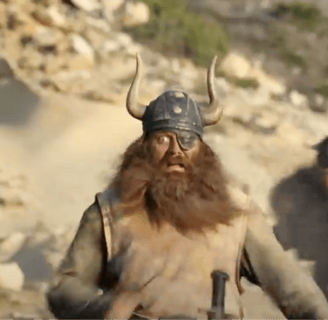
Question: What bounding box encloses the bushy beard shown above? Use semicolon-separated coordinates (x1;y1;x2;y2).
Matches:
110;136;242;234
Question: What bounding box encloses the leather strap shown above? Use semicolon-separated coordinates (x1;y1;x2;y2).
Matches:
96;188;121;260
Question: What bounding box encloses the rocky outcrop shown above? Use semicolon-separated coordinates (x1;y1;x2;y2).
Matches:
0;0;149;95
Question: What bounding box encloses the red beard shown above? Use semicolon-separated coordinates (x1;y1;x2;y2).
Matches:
110;135;242;234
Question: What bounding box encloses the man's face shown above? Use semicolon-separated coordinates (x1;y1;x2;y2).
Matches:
149;130;200;173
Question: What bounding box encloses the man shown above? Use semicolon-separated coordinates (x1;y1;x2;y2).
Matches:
272;136;328;299
47;54;328;319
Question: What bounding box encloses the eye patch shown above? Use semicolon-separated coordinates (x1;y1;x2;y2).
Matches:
175;130;198;150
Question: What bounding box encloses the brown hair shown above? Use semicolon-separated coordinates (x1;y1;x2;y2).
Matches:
110;134;242;234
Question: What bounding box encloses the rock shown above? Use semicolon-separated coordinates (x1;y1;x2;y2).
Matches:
43;56;67;75
21;12;41;35
5;5;20;31
0;2;5;25
309;94;328;113
122;1;150;27
289;90;308;108
115;32;133;49
33;26;60;48
103;0;124;23
220;52;286;95
104;0;124;13
67;54;95;71
251;67;286;95
126;43;142;55
17;48;45;73
0;57;14;78
102;40;121;53
254;111;279;134
67;34;95;70
31;6;66;28
216;77;232;95
70;34;95;61
0;262;24;291
0;192;25;208
220;52;252;79
85;16;111;33
70;0;101;12
50;68;91;92
171;58;180;74
0;232;26;262
276;122;306;146
44;250;63;271
83;28;106;52
28;231;52;248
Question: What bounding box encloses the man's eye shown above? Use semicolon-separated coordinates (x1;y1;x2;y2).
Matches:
158;136;170;144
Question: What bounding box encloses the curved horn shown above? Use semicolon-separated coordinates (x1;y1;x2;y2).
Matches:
126;53;146;120
202;55;223;126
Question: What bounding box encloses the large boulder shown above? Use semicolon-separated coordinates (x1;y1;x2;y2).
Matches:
69;0;101;12
122;1;150;27
220;52;251;79
0;262;25;291
0;232;26;263
220;52;286;95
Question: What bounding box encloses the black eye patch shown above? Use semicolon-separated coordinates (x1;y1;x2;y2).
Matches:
175;130;198;150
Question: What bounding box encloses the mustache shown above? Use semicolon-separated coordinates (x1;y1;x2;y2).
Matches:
160;155;190;169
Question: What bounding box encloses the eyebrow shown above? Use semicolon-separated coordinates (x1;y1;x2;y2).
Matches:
155;132;174;137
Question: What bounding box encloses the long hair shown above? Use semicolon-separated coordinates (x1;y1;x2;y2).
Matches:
109;134;242;234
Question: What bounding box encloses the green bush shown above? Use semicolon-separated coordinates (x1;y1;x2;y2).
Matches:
207;71;260;90
234;78;260;89
273;2;321;29
281;51;308;70
315;84;328;98
124;0;228;66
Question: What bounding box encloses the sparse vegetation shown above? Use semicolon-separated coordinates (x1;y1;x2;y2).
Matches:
270;28;308;72
124;0;229;67
272;2;322;30
280;51;308;71
315;84;328;98
209;71;259;90
234;78;260;89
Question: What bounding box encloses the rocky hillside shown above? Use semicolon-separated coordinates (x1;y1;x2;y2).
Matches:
0;0;327;318
187;0;328;111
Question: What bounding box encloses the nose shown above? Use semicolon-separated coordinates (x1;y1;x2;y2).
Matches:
168;136;182;155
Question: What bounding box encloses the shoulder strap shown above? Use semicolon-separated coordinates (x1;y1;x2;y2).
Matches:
95;188;121;260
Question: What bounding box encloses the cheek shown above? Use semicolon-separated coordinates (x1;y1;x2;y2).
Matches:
184;149;196;160
153;145;169;161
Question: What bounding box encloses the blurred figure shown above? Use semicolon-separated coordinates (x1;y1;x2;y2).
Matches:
313;136;328;191
272;136;328;297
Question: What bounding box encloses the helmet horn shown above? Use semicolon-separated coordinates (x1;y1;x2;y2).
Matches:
126;53;146;120
202;55;222;126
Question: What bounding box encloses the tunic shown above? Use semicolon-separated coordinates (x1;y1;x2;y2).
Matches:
46;187;328;319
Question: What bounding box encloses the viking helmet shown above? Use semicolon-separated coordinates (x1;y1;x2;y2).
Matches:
126;54;222;138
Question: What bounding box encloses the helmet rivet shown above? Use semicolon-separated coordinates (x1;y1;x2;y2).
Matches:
173;106;182;114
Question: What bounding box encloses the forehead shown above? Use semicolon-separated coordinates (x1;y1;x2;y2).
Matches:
152;130;176;137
